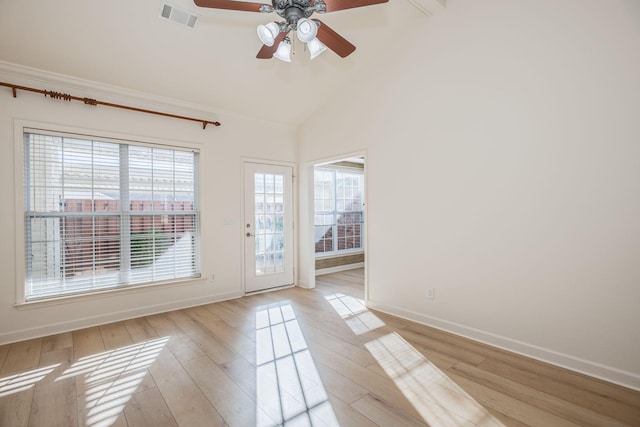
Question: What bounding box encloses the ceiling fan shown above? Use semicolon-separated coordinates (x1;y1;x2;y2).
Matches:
193;0;389;61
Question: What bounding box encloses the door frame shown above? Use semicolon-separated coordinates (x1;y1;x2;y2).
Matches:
301;150;368;303
241;158;297;295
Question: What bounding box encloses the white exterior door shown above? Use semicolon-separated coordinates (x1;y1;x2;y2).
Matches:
244;162;294;293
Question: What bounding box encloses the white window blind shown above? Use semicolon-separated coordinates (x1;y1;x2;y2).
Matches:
23;131;200;300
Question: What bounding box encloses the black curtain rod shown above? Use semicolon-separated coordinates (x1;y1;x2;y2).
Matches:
0;81;221;129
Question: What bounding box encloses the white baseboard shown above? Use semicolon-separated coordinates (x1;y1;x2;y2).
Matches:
315;262;364;276
0;290;242;345
367;300;640;392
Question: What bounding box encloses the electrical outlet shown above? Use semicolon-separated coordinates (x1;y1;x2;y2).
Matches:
210;273;215;281
426;288;435;300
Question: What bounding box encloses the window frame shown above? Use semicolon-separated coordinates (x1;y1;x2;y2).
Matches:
314;165;365;258
14;121;203;306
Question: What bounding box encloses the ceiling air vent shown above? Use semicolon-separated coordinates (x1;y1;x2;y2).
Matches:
160;3;198;28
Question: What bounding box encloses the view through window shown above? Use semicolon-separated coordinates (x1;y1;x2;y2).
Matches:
23;130;200;300
314;165;364;255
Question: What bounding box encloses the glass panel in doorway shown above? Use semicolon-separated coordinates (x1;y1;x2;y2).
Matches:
254;173;286;275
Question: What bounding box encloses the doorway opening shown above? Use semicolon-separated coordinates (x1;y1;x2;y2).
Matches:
312;156;366;299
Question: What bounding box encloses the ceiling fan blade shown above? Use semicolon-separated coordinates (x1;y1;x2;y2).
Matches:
321;0;388;13
194;0;268;13
314;20;356;58
257;32;287;59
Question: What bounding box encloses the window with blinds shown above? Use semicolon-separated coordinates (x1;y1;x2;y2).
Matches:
23;130;200;301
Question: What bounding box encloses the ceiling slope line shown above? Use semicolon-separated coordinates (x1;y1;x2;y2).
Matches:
405;0;446;16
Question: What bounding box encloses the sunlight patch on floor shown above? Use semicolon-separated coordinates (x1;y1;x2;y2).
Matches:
366;332;504;427
256;302;339;426
58;336;169;427
325;293;385;335
0;364;60;397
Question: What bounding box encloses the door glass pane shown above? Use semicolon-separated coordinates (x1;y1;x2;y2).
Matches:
255;172;286;276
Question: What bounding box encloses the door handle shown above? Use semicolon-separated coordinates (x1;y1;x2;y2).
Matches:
246;232;255;237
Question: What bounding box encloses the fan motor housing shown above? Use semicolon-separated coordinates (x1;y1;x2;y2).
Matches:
273;0;317;23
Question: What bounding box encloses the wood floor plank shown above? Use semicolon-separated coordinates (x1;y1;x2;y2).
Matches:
0;344;10;372
325;393;379;427
314;362;369;405
351;394;430;427
124;317;159;343
165;334;206;365
100;321;133;350
183;355;276;427
219;356;258;402
0;338;42;375
0;387;34;427
41;332;73;354
165;310;237;364
396;327;487;366
448;371;581;427
297;320;377;367
306;338;426;422
2;269;639;427
203;301;254;330
194;317;257;365
124;387;178;427
449;361;632;427
145;313;185;337
148;347;226;427
72;327;105;360
0;342;41;426
478;358;640;425
29;348;77;427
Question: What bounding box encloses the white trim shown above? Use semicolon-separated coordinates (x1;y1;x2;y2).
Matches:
15;120;203;304
315;250;364;260
14;122;26;305
304;149;368;299
14;277;204;310
0;290;242;346
315;262;364;276
17;119;203;151
241;158;297;295
367;300;640;392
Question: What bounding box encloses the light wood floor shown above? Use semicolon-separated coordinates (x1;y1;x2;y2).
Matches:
1;269;639;426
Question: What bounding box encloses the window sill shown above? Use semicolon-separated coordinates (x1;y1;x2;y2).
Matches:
315;250;364;260
14;275;204;310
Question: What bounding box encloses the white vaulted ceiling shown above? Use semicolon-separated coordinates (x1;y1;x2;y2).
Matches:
0;0;432;126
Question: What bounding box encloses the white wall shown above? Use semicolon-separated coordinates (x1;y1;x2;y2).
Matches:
298;0;640;389
0;63;297;343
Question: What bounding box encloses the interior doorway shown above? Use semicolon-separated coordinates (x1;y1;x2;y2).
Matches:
312;155;366;298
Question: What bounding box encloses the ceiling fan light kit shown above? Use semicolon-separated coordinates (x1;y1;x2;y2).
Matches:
257;21;281;46
273;37;293;62
296;18;317;42
194;0;388;61
306;37;327;60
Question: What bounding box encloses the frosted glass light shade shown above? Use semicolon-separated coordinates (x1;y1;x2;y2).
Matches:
257;22;280;46
307;37;327;60
273;38;292;62
296;18;317;43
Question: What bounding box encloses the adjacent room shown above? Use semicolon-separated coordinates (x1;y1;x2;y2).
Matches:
1;0;639;425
